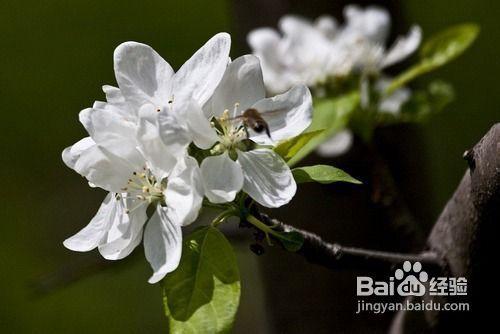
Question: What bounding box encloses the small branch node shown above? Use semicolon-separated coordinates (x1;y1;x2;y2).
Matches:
462;148;476;170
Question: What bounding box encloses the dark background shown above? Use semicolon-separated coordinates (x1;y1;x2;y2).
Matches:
1;0;498;333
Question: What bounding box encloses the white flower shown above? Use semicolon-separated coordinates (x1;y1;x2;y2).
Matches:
247;6;421;93
247;7;419;158
339;6;422;75
113;33;231;154
248;15;350;94
341;5;391;46
63;101;204;283
185;55;312;207
61;33;231;283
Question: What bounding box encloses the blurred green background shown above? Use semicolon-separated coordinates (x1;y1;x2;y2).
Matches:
1;0;498;333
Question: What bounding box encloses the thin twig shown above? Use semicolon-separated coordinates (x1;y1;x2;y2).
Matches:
254;212;445;275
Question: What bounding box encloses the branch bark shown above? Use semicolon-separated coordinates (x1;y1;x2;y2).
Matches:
390;123;500;333
254;212;444;275
253;123;500;333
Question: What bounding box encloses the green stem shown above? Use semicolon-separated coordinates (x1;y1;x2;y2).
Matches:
211;209;238;227
202;200;230;210
246;214;281;239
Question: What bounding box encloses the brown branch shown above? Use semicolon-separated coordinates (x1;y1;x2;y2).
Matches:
390;123;500;333
254;212;444;275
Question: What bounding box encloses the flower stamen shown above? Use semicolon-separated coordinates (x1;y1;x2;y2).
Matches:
123;168;165;213
210;101;251;154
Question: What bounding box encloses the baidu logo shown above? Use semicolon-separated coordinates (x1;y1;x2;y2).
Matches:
356;261;469;313
394;261;428;296
357;261;450;297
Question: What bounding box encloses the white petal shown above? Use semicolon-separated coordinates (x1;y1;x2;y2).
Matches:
279;15;314;36
237;149;296;208
85;105;140;161
102;85;124;105
79;108;94;135
153;104;193;159
250;85;312;145
316;130;353;157
207;55;266;118
164;156;204;226
114;42;174;109
378;84;411;114
343;5;390;44
200;152;244;204
73;145;139;193
247;28;288;94
279;15;333;65
63;193;116;252
247;28;280;53
98;197;147;260
172;33;231;106
137;106;182;179
184;100;219;149
314;15;338;39
144;206;182;284
102;85;135;118
382;26;422;68
62;137;96;169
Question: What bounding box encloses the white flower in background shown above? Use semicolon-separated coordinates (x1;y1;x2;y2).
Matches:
248;6;420;158
248;15;350;94
185;55;312;208
339;5;422;76
316;129;354;158
248;5;421;93
317;79;411;157
340;5;391;45
62;33;232;283
328;6;420;108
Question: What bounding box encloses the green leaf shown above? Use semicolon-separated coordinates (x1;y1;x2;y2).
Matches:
273;230;304;252
287;92;360;166
274;130;324;162
162;226;240;334
309;92;360;132
386;24;479;94
292;165;361;185
420;23;479;61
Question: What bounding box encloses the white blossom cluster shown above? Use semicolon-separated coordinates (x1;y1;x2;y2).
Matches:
62;33;313;283
248;5;422;156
